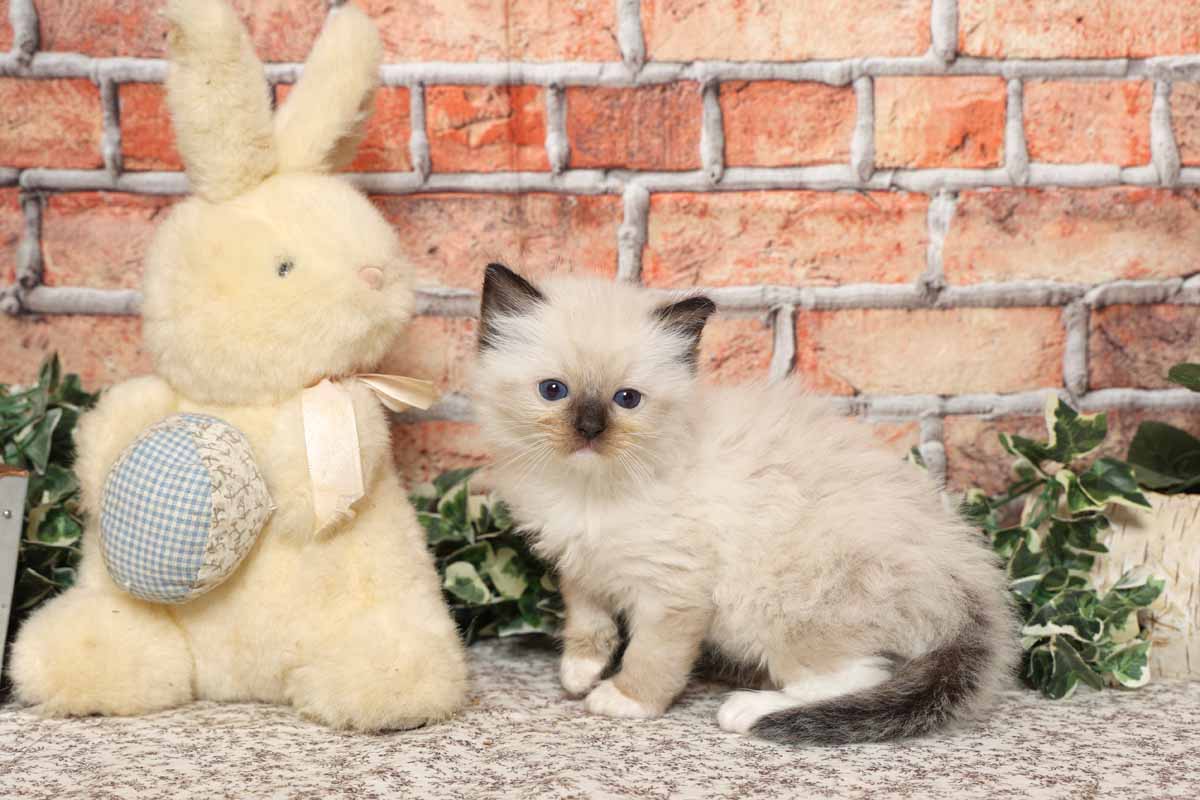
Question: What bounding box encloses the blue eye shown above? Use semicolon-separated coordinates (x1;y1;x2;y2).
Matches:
538;379;569;401
613;388;641;409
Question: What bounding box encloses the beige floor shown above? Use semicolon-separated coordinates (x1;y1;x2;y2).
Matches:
1;637;1198;799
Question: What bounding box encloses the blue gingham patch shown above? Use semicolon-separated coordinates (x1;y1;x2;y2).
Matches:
100;413;272;604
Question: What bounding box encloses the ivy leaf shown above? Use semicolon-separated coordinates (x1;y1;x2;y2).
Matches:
1043;399;1107;463
485;547;529;600
443;561;493;605
19;407;63;475
1126;421;1200;492
1166;362;1200;392
1098;640;1153;688
1077;458;1151;510
33;506;84;546
433;467;478;496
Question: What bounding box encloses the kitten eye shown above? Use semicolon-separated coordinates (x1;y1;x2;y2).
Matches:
538;379;569;401
276;259;294;278
613;388;641;409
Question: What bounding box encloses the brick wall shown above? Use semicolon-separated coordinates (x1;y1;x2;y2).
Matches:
3;0;1200;492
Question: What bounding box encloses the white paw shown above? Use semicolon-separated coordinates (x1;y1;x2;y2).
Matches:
560;655;607;696
717;690;800;734
584;680;658;719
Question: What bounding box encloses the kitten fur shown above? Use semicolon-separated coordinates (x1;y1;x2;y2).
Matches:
472;265;1020;745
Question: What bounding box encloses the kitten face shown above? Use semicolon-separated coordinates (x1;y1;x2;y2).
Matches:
473;265;714;484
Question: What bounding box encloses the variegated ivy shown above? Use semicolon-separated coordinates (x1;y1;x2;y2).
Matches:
411;468;563;644
1;355;99;644
961;396;1164;700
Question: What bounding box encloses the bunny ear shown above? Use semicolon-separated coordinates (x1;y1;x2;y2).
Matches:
273;3;383;174
165;0;277;201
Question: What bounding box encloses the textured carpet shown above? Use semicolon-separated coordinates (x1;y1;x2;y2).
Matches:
1;637;1198;800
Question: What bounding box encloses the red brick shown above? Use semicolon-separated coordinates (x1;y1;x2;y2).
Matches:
641;0;930;61
643;192;928;288
41;193;175;290
373;193;621;289
277;83;412;172
720;81;855;168
427;86;547;173
698;316;772;383
959;1;1200;59
119;83;182;171
34;0;326;60
1172;82;1200;166
391;421;489;487
379;316;477;395
0;7;11;52
0;314;150;388
0;78;102;169
944;189;1200;284
361;0;619;62
867;420;921;461
943;415;1044;493
1024;81;1152;166
566;84;701;171
875;77;1007;169
794;308;1064;396
1;189;21;286
1089;305;1200;390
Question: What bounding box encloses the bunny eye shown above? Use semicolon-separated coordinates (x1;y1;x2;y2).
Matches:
276;259;295;278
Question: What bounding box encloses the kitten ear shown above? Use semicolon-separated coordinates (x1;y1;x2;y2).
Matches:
479;262;545;350
654;295;716;369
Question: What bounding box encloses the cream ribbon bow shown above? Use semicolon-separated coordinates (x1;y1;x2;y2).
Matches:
301;374;438;533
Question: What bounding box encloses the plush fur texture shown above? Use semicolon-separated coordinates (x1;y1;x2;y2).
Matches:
472;267;1020;745
9;0;467;732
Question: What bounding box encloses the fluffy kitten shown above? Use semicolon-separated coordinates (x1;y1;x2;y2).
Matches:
472;264;1019;744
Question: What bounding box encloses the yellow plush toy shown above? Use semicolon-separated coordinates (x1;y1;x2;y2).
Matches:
9;0;468;731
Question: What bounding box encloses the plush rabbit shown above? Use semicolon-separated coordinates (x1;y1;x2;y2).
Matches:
9;0;468;731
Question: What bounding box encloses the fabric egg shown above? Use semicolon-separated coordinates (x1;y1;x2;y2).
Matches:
100;413;273;603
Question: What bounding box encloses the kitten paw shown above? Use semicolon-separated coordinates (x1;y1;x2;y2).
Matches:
717;690;800;734
560;655;607;696
584;680;658;719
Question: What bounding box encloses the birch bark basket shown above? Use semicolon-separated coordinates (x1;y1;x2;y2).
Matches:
1094;493;1200;680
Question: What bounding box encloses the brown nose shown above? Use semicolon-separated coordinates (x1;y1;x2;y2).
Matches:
358;266;384;290
574;398;608;441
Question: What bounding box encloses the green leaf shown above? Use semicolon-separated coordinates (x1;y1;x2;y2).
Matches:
1077;458;1152;510
1098;640;1153;688
484;547;529;600
20;407;63;475
433;467;478;496
33;506;83;546
1126;421;1200;492
1166;362;1200;392
1043;398;1107;463
37;353;61;395
418;511;466;546
1055;638;1105;692
443;561;493;605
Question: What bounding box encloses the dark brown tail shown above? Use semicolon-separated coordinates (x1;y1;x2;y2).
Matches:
751;620;996;745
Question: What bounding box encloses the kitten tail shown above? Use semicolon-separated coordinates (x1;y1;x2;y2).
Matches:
751;602;1008;745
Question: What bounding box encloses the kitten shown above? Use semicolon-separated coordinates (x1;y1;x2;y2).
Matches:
472;264;1019;744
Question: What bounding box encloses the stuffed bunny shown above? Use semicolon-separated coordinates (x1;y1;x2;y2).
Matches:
9;0;468;731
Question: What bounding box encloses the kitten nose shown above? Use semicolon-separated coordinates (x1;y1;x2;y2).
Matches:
574;400;607;441
576;419;606;440
358;266;384;290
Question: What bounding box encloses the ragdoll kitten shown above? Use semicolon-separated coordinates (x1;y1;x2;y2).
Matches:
472;264;1018;744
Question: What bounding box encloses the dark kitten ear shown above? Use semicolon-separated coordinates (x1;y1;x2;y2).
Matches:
654;295;716;369
479;262;545;350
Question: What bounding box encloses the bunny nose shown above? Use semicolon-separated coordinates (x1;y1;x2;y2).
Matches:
358;267;384;290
